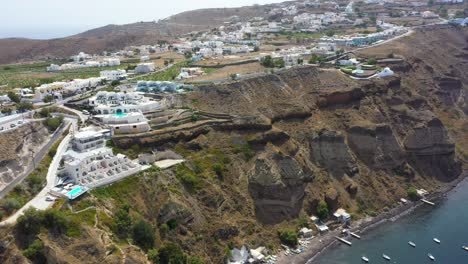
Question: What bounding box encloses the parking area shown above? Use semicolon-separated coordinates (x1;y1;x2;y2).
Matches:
0;119;28;133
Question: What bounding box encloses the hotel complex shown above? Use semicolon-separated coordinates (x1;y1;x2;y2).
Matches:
61;128;141;188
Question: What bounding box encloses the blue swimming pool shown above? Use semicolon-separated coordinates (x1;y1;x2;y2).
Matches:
68;187;83;197
114;112;128;117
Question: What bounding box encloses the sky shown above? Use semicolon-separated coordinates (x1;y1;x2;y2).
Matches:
0;0;286;39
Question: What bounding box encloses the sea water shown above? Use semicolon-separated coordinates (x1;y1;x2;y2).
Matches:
311;178;468;264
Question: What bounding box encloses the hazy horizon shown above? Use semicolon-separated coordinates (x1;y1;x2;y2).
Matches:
0;0;286;40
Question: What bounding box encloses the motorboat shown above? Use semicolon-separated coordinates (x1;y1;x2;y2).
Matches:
361;256;369;262
433;238;441;244
408;241;416;247
428;253;435;261
382;254;391;261
462;246;468;251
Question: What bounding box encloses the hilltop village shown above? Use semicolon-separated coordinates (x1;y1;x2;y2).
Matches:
0;0;467;264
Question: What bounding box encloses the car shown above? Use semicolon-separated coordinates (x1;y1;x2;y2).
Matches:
82;110;90;115
18;121;23;124
45;196;57;202
10;124;16;128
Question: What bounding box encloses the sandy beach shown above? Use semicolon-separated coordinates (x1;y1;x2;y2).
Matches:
275;172;468;264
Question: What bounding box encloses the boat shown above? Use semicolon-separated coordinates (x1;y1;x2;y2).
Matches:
433;238;441;244
382;254;391;261
428;253;435;261
408;241;416;247
361;256;369;262
462;246;468;251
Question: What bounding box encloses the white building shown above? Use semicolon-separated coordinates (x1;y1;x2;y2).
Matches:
89;91;164;114
135;63;156;74
140;55;150;62
176;68;204;80
47;64;60;72
62;128;141;187
95;112;150;134
100;70;128;81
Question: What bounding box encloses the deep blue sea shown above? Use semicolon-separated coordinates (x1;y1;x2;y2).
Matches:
311;178;468;264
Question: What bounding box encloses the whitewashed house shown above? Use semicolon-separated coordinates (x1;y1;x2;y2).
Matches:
135;63;156;74
100;70;127;81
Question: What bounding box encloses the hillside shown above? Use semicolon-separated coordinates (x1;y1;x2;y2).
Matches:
0;26;466;264
0;2;285;64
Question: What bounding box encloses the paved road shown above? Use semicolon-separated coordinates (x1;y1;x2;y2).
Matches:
0;118;73;200
0;119;77;226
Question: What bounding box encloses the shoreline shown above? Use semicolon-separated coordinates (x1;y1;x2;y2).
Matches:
276;171;468;264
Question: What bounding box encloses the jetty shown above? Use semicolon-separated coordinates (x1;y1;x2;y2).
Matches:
351;232;361;239
422;199;435;206
335;236;352;246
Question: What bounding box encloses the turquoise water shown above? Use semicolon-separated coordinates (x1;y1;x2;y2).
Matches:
312;178;468;264
114;112;127;117
68;187;83;197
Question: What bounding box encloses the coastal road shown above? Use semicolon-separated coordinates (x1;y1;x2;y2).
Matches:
0;119;76;226
0;118;74;200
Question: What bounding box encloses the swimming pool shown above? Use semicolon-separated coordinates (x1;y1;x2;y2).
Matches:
68;187;83;197
114;112;128;117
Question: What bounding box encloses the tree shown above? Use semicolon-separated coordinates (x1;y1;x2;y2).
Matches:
17;102;33;112
253;46;260;52
278;229;298;247
111;80;121;86
230;73;238;80
164;60;169;66
7;92;20;103
369;14;377;25
454;10;465;18
439;8;448;19
114;205;132;238
273;58;285;68
367;58;377;65
131;220;155;251
155;243;187;264
2;198;21;214
16;208;45;236
260;55;274;67
325;29;335;37
22;239;46;263
407;187;419;201
316;200;329;220
184;51;193;59
42;94;54;104
44;116;63;131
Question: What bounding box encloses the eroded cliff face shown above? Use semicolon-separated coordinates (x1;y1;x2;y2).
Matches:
347;124;405;170
0;122;50;191
404;117;462;181
248;152;312;224
309;130;358;178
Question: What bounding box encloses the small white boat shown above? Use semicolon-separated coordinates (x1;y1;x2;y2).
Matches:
408;241;416;247
382;254;391;261
462;246;468;251
361;256;369;262
433;238;441;244
428;253;435;261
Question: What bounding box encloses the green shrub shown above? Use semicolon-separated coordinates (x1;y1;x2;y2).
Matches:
316;200;329;220
212;163;225;178
131;220;155;251
407;187;419;201
166;219;178;230
114;205;132;239
22;239;45;263
2;198;21;214
155;243;187;264
278;229;298;247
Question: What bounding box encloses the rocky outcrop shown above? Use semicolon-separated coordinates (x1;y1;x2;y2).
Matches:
347;124;405;169
248;153;311;225
317;88;365;108
404;117;462;180
310;130;359;177
435;76;463;105
158;201;194;226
